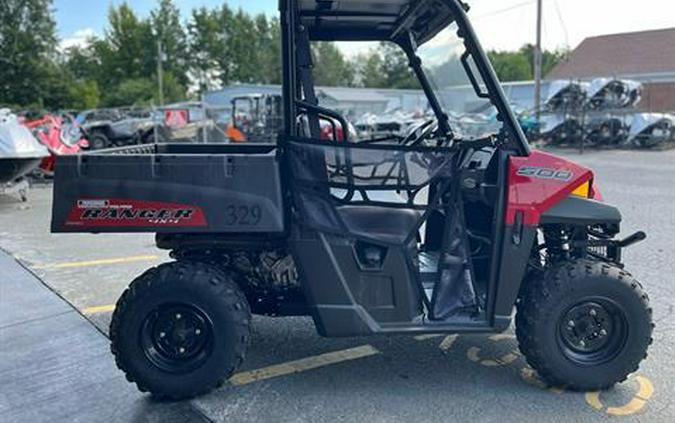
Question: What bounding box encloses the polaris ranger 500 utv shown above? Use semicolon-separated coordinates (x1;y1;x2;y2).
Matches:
51;0;653;400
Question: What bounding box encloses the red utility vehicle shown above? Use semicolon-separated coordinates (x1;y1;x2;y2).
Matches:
51;0;653;400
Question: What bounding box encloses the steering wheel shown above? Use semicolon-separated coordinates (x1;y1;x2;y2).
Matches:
399;119;437;147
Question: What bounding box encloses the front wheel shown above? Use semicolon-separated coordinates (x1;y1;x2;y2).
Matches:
110;261;251;399
516;259;653;390
90;133;110;150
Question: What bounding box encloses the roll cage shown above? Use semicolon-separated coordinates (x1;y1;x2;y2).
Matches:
279;0;531;156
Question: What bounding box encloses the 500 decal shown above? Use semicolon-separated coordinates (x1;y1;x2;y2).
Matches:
517;166;573;182
225;205;262;226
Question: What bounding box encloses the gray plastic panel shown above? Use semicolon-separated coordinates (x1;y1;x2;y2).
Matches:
51;149;285;234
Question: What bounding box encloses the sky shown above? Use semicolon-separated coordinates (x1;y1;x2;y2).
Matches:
56;0;675;53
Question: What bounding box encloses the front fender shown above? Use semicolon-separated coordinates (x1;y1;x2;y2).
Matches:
540;196;621;226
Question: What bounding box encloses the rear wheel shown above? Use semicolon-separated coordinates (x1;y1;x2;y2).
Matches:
516;259;653;390
110;261;251;399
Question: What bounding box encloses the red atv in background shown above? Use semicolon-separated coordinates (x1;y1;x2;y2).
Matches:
23;114;89;177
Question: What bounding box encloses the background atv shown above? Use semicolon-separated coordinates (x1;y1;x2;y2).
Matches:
77;108;155;150
51;0;653;400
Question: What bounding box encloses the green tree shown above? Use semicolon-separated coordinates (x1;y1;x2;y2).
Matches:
380;43;417;89
487;50;532;82
99;3;154;91
358;52;385;88
68;80;101;109
103;77;155;107
187;6;283;92
150;0;189;85
187;6;232;89
63;45;101;82
312;42;355;87
252;15;282;84
0;0;58;107
355;43;417;89
487;45;568;82
102;71;184;108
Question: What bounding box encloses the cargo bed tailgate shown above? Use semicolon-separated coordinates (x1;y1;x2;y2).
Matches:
51;147;285;233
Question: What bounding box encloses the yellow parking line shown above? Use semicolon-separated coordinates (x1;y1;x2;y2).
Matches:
634;375;654;400
585;375;654;416
83;304;116;315
439;335;458;352
229;345;380;386
607;398;647;416
585;392;604;410
413;334;445;341
33;254;160;270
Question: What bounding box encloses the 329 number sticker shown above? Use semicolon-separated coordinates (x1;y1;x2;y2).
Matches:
225;205;262;226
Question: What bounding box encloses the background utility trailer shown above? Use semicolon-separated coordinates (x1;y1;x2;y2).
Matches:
51;0;653;400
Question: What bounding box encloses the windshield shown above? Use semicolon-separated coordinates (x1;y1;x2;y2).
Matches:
417;22;501;140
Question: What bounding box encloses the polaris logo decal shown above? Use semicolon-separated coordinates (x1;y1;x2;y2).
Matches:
65;199;207;228
516;166;573;182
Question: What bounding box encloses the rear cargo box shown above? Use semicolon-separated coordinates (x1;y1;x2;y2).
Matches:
51;144;285;234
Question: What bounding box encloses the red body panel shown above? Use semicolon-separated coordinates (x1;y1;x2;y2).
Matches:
506;150;594;225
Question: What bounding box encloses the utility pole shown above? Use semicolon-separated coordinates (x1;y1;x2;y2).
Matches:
157;40;165;106
534;0;543;123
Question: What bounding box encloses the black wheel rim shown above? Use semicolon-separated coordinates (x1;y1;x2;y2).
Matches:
557;298;628;366
140;303;214;374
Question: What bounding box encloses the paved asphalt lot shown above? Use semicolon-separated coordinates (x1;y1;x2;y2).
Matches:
1;148;673;422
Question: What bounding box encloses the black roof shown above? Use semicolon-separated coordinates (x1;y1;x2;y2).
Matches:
297;0;460;44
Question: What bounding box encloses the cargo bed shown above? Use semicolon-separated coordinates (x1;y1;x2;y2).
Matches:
51;143;285;234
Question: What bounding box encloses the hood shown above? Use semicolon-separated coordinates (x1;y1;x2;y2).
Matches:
0;110;50;159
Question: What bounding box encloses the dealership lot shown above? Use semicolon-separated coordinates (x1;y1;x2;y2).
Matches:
1;148;674;422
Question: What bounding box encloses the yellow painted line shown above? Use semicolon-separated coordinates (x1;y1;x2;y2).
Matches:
585;375;654;416
439;335;458;353
467;334;520;367
489;334;516;341
499;352;519;365
585;392;604;410
520;366;565;394
413;334;445;341
229;345;380;386
82;304;116;315
607;398;647;416
634;375;655;400
33;254;160;270
467;346;483;363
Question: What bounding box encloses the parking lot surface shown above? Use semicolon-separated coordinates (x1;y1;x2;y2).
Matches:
1;148;673;422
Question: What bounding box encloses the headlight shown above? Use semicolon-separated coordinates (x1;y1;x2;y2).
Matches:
571;179;603;201
571;181;591;198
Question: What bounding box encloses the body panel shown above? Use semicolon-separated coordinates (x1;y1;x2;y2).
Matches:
506;150;594;225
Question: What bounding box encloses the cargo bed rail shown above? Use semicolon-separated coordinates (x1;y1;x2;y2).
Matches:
84;142;278;156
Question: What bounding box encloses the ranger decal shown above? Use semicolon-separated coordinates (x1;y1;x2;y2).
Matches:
65;199;207;228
